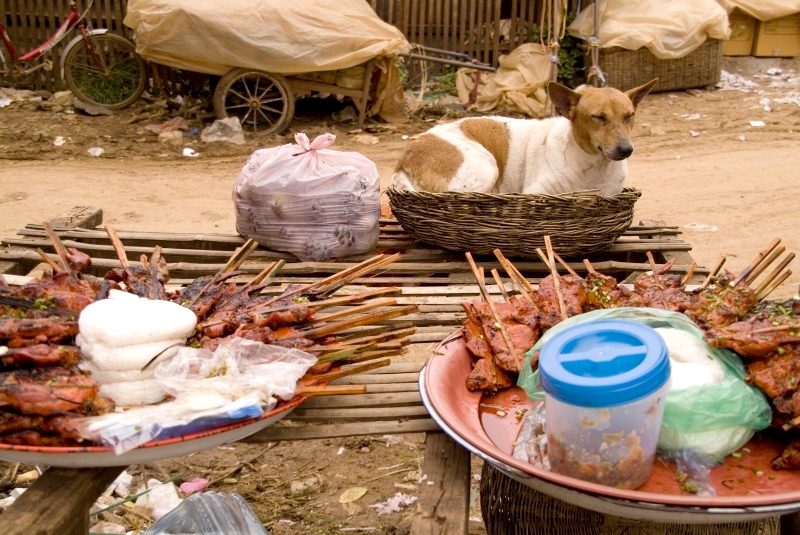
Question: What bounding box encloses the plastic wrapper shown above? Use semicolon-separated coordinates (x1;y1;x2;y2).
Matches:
233;133;381;261
142;491;270;534
517;308;772;465
76;339;317;454
568;0;729;59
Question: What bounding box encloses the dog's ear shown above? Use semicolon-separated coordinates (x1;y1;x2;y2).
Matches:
547;81;581;119
626;79;658;108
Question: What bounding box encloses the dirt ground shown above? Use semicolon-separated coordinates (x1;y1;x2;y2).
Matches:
1;55;800;533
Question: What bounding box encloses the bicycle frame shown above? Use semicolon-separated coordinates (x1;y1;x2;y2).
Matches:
0;1;87;75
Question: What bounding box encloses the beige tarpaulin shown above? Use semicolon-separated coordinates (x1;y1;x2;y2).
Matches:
717;0;800;20
568;0;730;59
124;0;410;122
124;0;409;75
455;43;553;117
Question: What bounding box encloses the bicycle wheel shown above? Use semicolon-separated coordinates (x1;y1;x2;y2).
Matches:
63;33;145;110
212;68;295;135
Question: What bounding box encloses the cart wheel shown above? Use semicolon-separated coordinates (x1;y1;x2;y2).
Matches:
213;68;295;135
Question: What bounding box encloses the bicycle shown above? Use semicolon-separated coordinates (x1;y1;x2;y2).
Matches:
0;0;146;109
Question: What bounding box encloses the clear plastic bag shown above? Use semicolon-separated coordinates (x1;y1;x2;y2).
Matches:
517;307;772;463
233;132;381;261
142;491;270;534
76;339;317;453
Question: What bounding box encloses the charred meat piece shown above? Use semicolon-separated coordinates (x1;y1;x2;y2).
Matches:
462;298;539;374
466;357;514;392
1;344;81;369
0;366;101;416
683;270;760;329
745;345;800;399
0;316;79;347
0;271;96;313
705;301;800;358
773;438;800;470
104;261;167;300
536;274;587;319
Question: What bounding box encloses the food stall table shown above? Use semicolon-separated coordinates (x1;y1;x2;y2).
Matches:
0;206;721;534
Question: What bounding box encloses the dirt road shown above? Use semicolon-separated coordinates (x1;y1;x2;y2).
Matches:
3;55;800;298
1;55;800;534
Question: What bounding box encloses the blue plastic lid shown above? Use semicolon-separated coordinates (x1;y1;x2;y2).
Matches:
538;320;670;408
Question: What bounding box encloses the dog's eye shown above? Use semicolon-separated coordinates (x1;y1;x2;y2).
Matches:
624;113;635;123
592;114;607;125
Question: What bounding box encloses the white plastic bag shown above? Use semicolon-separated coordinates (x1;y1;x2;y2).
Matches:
233;133;381;261
75;339;317;454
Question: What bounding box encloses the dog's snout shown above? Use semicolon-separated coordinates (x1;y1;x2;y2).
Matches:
610;140;633;160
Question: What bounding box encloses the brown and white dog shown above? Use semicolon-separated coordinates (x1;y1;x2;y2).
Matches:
391;79;658;197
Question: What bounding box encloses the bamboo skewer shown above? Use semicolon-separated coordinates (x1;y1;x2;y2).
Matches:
296;304;418;340
465;253;517;357
304;298;399;325
295;384;368;397
680;261;697;286
742;246;786;286
249;287;401;318
302;358;392;385
185;239;260;307
493;249;535;303
700;256;726;289
43;222;74;277
757;270;793;301
262;253;401;307
104;226;130;268
552;251;579;277
734;237;781;286
491;269;510;300
540;236;568;321
35;248;63;273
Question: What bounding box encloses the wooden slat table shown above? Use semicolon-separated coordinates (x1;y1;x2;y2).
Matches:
0;206;706;535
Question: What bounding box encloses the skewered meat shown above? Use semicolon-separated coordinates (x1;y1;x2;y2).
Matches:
105;261;168;300
1;344;81;369
683;270;760;329
466;357;514;392
0;366;104;416
705;300;800;358
0;271;97;312
745;344;800;399
0;317;79;347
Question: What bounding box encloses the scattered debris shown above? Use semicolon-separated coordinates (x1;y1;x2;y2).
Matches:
368;492;417;515
201;117;246;145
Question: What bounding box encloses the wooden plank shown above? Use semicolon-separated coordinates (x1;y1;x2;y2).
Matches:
411;432;470;535
245;417;440;442
47;205;103;230
299;390;422;409
291;404;431;420
0;466;124;535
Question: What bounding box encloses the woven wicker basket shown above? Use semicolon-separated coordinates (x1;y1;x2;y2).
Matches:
600;38;722;92
385;186;641;258
480;463;780;535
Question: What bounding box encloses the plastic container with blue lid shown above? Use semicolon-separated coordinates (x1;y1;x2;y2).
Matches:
539;319;671;490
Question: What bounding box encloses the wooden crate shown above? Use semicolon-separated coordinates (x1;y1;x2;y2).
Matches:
600;38;723;92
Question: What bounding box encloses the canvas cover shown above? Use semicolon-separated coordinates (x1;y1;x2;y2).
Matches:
123;0;410;76
455;43;552;117
718;0;800;20
568;0;730;59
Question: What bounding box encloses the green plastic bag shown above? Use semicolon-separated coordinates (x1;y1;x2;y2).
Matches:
517;307;772;462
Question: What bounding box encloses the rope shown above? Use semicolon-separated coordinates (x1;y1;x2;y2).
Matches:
585;0;607;87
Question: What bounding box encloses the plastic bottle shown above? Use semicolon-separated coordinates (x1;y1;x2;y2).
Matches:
142;491;270;535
